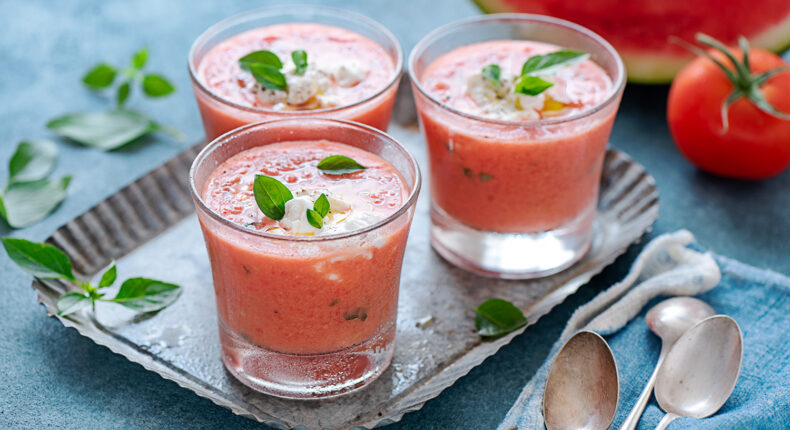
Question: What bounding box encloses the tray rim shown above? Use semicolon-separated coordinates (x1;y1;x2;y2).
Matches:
32;143;658;429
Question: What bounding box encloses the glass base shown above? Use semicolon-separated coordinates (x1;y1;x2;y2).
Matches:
219;320;395;399
430;206;594;279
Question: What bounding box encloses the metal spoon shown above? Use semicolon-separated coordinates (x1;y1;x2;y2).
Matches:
653;315;743;430
543;330;619;430
620;297;715;430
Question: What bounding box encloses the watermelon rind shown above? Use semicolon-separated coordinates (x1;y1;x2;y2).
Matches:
472;0;790;83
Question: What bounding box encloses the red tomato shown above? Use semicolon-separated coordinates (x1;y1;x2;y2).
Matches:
667;49;790;179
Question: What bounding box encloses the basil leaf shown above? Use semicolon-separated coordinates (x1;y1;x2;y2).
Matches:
132;47;148;70
475;298;527;337
239;50;283;71
1;238;76;280
46;110;155;150
314;193;330;217
247;63;287;91
292;50;308;75
306;208;323;229
142;74;175;97
116;81;131;107
253;175;293;220
482;64;501;87
108;277;182;313
0;176;71;228
82;63;117;90
521;50;589;76
57;292;91;316
98;263;117;288
8;140;57;184
317;155;367;175
514;76;554;96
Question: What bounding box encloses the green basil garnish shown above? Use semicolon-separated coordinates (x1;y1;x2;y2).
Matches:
292;50;308;75
482;64;501;87
514;76;554;96
253;175;293;220
317;155;367;175
521;50;589;76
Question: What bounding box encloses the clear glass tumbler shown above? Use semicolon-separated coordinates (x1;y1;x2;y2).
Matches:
409;14;625;279
188;6;403;141
190;118;420;398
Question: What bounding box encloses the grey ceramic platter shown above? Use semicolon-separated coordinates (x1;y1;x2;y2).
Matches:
31;82;658;430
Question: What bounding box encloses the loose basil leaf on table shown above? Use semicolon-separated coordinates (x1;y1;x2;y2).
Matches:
46;110;156;150
475;298;527;337
98;263;117;288
1;237;76;280
142;74;175;97
116;81;132;107
317;155;367;175
132;47;148;70
8;140;57;184
82;63;117;90
108;277;183;313
57;292;92;316
0;176;71;228
253;175;293;220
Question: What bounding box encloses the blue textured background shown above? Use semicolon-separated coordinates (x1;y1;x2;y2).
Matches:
1;1;788;429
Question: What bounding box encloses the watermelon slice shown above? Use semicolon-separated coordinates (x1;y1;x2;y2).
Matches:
473;0;790;83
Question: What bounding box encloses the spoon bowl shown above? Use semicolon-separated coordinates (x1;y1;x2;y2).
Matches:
653;315;743;429
543;330;619;430
620;297;715;430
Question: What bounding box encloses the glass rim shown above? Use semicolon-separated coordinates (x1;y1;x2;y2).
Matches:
189;117;422;243
187;5;404;116
407;13;626;127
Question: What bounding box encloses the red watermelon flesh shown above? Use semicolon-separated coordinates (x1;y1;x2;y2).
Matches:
474;0;790;83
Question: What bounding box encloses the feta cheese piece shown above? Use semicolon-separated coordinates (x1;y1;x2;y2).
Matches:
253;57;362;108
286;68;331;105
465;71;548;121
332;62;368;87
280;196;320;234
254;87;287;104
337;211;382;232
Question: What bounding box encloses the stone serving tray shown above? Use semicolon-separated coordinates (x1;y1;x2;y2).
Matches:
31;83;658;430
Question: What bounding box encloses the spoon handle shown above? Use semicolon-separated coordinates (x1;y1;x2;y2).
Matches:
654;413;678;430
619;353;664;430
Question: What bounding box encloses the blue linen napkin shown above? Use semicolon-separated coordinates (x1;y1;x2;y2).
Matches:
499;231;790;429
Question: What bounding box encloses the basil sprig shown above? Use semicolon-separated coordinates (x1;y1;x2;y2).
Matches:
514;49;589;96
0;141;71;228
306;193;330;229
239;49;309;90
82;47;176;107
317;155;367;175
481;64;501;87
51;47;182;151
2;238;182;316
253;175;293;220
475;298;527;338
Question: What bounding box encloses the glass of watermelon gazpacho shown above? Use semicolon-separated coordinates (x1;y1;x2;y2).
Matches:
409;14;625;279
189;118;420;398
188;6;402;140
